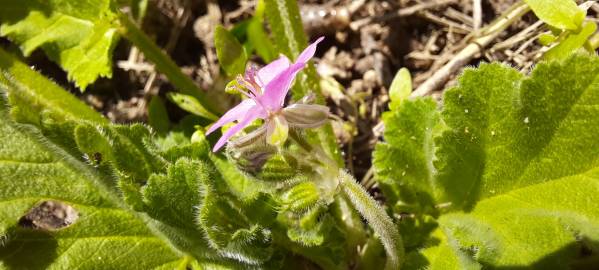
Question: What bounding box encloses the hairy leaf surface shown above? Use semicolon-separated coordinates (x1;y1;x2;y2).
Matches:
0;104;192;269
374;54;599;269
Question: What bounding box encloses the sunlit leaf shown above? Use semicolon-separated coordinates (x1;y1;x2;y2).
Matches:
388;68;412;110
375;53;599;268
0;0;120;89
544;21;597;60
524;0;585;30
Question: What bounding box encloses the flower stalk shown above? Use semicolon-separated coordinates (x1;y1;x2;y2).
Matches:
339;169;404;270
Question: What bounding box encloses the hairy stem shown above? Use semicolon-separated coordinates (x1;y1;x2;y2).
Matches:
338;170;404;270
117;13;222;115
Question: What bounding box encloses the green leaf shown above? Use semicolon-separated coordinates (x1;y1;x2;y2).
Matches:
524;0;585;30
143;159;203;231
544;21;597;60
74;123;168;210
0;103;198;269
247;0;276;62
148;96;170;134
215;25;248;77
0;47;106;124
264;0;307;63
388;67;412;110
375;54;599;268
374;98;442;213
434;63;525;210
0;0;120;89
0;47;107;154
538;33;557;46
167;92;218;121
198;172;277;265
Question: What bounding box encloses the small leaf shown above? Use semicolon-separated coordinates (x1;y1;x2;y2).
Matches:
215;25;248;76
167;92;218;120
524;0;585;30
74;123;167;210
142;159;204;231
148;96;170;134
544;21;597;60
538;33;557;46
388;67;412;109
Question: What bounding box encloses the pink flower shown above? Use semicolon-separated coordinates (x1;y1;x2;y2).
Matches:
206;37;327;152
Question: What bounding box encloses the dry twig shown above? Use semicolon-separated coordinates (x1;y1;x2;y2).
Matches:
349;0;457;30
411;2;530;97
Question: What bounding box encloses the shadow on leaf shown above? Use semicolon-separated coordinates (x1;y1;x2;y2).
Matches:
0;229;58;270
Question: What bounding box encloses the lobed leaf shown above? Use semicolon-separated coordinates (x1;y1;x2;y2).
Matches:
375;53;599;269
0;0;120;89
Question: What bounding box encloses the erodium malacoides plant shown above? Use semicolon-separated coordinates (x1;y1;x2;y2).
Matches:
1;0;599;269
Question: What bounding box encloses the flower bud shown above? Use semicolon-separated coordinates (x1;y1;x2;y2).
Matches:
282;104;329;128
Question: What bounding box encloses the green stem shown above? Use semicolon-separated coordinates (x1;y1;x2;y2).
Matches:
117;13;222;116
338;169;404;270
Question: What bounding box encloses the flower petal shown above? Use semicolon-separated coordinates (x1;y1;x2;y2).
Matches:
261;63;306;110
257;55;291;86
295;36;324;64
206;99;258;135
212;106;266;151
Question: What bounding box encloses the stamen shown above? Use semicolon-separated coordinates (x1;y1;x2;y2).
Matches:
237;75;260;97
244;65;264;94
232;75;270;112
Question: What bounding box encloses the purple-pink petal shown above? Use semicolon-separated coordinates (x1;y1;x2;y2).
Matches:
296;36;324;64
212;107;264;151
208;37;325;151
206;99;258;135
257;55;291;87
261;62;306;110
